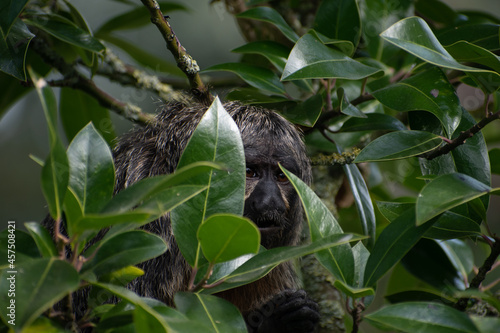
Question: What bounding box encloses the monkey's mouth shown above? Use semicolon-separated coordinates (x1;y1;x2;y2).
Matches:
256;219;282;235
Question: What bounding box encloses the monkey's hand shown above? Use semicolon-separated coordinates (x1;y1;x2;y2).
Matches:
246;289;320;333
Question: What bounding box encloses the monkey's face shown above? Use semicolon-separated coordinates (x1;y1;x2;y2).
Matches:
243;144;303;249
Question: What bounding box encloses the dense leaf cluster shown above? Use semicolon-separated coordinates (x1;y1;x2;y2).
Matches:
1;0;500;332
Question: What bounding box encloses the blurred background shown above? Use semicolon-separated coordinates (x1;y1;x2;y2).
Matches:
1;0;499;230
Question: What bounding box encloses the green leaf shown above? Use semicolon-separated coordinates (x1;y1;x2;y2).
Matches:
401;238;465;290
82;230;167;277
73;185;206;233
310;30;355;56
416;173;494;225
225;87;290;105
206;234;364;294
414;0;461;26
172;97;246;267
232;41;290;71
282;32;383;81
99;34;183;76
203;63;286;95
313;0;361;50
29;68;58;145
0;258;79;329
24;222;57;257
0;0;29;36
236;7;299;43
198;214;260;264
282;167;355;285
437;24;500;51
281;94;323;127
438;239;474;282
338;88;366;118
471;316;500;333
60;88;116;146
381;17;500;79
96;2;187;35
489;148;500;175
355;130;443;162
364;302;480;333
339;113;407;132
333;280;374;298
372;68;462;136
24;14;104;53
66;123;115;216
175;293;247;333
445;40;500;73
363;208;435;287
361;0;413;61
342;158;376;249
0;19;34;80
41;139;69;221
102;162;221;214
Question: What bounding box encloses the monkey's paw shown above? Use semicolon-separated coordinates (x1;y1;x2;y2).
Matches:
246;289;320;333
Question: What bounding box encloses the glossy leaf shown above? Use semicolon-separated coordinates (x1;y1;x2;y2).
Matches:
197;214;260;264
313;0;361;50
438;239;474;282
0;258;79;329
338;88;366;118
339;113;407;132
342;158;376;249
355;130;443;162
24;222;57;258
60;88;116;145
206;234;364;294
361;0;413;61
41;137;69;221
81;230;167;276
203;63;286;95
372;68;462;136
401;238;465;290
29;68;58;145
282;167;355;285
96;2;187;35
0;19;34;80
24;14;104;53
102;162;221;214
308;30;354;56
381;17;500;78
73;185;206;233
414;0;462;26
376;201;481;239
66;123;115;216
236;7;299;42
175;292;247;333
363;208;435;287
0;0;29;36
437;24;500;51
225;87;290;105
364;302;480;333
445;41;500;73
171;97;246;267
281;94;323;127
282;32;383;81
416;173;495;225
232;41;289;71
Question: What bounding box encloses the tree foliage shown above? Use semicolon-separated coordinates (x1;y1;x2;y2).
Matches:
1;0;500;332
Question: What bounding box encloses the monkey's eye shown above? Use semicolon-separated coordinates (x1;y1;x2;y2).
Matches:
276;172;288;183
246;168;258;178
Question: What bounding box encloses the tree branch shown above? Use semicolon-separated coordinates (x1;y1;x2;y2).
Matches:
421;109;500;160
140;0;212;104
454;237;500;311
29;37;153;124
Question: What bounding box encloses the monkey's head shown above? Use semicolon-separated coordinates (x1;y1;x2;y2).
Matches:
224;102;312;249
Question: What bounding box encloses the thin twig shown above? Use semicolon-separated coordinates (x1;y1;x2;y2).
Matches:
421;109;500;160
140;0;212;104
454;237;500;311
